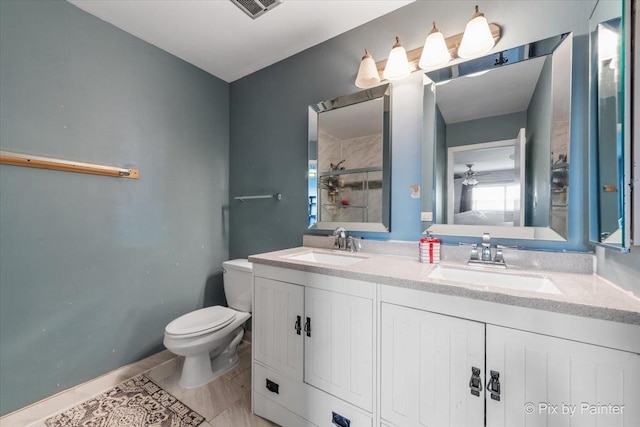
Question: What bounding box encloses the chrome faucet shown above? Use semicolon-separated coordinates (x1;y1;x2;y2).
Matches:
468;233;507;268
333;227;361;252
333;227;347;250
481;233;492;261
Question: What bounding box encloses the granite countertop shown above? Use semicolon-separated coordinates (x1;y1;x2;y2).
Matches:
249;246;640;326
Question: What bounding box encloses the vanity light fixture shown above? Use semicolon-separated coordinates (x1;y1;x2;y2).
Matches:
355;6;500;86
355;49;381;89
419;22;451;70
457;5;496;59
383;37;411;81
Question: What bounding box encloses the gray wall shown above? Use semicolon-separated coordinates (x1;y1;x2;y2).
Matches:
445;111;527;148
229;0;594;257
0;0;229;415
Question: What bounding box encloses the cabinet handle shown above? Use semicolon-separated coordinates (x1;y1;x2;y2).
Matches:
294;315;302;335
469;366;482;396
266;378;279;394
304;317;311;337
331;411;351;427
488;370;501;401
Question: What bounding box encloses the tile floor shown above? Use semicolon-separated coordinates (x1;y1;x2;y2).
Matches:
1;341;277;427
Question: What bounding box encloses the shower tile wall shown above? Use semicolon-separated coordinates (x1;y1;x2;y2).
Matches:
317;130;383;223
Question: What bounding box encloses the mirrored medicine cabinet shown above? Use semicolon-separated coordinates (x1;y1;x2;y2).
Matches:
308;84;391;233
588;0;637;252
422;32;573;242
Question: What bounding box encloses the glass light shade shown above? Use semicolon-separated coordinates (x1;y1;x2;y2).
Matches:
355;49;381;88
419;23;451;70
383;37;411;81
457;6;495;59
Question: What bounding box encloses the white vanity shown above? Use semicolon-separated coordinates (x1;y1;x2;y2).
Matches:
249;246;640;427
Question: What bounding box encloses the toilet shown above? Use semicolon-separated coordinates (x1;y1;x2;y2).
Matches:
163;259;252;389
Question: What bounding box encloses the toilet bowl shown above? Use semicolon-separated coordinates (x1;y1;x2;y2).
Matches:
163;259;252;389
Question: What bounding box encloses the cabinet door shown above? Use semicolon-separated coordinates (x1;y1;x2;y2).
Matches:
304;287;374;412
380;303;485;427
486;325;640;427
254;277;304;381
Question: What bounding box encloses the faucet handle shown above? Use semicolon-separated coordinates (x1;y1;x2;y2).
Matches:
482;232;491;246
494;248;504;263
470;244;479;260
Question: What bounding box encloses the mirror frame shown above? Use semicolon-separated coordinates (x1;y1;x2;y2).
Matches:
307;83;392;233
588;0;634;252
423;32;573;241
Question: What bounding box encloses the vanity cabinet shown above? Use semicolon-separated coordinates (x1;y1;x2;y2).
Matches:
252;266;375;427
486;325;640;427
381;301;640;427
380;303;485;427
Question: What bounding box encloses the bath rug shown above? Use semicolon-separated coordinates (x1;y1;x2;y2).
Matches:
45;374;204;427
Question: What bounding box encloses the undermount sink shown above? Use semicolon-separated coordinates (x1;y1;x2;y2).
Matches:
284;251;367;267
427;265;562;295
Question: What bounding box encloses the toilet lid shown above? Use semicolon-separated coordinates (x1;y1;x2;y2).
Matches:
165;306;237;337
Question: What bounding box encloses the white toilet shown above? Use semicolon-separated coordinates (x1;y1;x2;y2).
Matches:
163;259;252;389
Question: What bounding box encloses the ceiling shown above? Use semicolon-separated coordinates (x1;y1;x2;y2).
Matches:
67;0;414;82
435;56;546;124
320;98;383;140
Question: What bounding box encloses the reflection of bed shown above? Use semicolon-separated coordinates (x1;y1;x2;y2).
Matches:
454;210;514;226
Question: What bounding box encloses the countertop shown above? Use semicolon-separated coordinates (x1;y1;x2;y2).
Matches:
249;246;640;326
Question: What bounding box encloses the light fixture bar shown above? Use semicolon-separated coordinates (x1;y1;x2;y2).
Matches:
0;150;139;179
374;23;500;80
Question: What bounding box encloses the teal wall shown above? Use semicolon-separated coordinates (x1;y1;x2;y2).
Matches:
446;111;527;148
0;0;229;415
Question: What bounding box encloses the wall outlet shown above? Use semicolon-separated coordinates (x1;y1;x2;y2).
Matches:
421;211;433;222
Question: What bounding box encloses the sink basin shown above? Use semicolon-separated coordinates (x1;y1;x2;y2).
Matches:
427;266;562;295
284;251;366;267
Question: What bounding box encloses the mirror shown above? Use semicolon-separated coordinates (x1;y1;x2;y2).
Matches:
308;84;391;232
589;0;632;251
423;33;573;240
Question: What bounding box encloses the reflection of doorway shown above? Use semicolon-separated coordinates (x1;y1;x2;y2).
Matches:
447;128;526;226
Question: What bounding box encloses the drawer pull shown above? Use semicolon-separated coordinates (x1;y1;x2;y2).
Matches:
266;378;279;394
332;411;351;427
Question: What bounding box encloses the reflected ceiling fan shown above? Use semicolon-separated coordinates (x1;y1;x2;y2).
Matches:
454;164;489;186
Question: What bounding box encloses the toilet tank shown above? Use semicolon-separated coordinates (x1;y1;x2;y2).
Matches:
222;259;253;312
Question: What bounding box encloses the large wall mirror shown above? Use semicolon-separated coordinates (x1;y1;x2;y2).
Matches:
308;84;391;232
423;33;573;241
588;0;634;251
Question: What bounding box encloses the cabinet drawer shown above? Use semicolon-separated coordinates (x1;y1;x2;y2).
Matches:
254;362;373;427
254;362;304;412
253;392;316;427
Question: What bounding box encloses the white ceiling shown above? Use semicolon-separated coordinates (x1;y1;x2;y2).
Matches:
67;0;414;82
320;98;383;140
436;56;546;124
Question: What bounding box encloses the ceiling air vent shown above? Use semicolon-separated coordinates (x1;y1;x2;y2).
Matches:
231;0;282;19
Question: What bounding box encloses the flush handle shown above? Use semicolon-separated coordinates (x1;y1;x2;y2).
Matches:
488;370;501;401
294;315;302;335
469;366;482;396
304;317;311;337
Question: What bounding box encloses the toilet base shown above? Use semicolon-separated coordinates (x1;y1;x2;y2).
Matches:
178;327;245;389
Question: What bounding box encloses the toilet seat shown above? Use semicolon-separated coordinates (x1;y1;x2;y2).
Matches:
165;306;237;338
